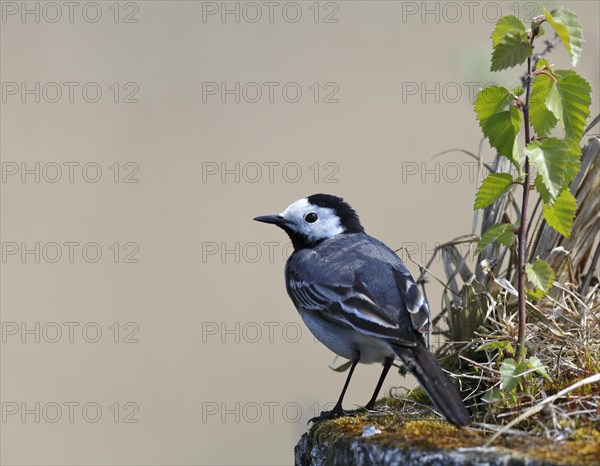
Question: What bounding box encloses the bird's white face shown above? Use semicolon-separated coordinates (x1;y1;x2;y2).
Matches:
280;198;345;242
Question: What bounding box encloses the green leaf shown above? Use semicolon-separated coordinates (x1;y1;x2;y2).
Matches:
535;57;552;71
500;358;528;392
525;139;580;205
476;340;514;353
475;223;516;254
563;139;582;182
526;258;555;295
528;287;545;301
474;174;515;210
526;356;551;380
544;8;584;67
534;175;553;207
482;106;522;170
534;143;580;206
546;71;592;141
491;15;526;46
482;387;504;403
536;24;546;38
491;31;532;71
511;83;524;97
474;86;522;172
529;72;558;137
542;188;577;237
474;86;513;124
497;230;516;248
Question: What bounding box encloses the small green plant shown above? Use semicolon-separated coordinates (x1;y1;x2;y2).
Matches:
472;7;592;371
476;341;550;403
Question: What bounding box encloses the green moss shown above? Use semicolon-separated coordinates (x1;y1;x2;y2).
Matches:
307;403;600;466
569;428;600;442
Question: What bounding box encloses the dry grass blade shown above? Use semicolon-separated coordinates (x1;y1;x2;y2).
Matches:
484;373;600;446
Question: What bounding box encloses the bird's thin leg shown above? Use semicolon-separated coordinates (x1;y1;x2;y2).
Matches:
309;359;359;423
364;357;394;410
333;358;359;410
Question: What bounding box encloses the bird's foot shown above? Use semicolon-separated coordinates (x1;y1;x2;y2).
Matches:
308;404;347;424
363;401;376;411
361;400;394;415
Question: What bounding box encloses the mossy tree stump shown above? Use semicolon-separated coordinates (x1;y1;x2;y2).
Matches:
294;404;600;466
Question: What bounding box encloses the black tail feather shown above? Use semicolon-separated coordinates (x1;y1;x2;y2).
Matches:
393;341;471;427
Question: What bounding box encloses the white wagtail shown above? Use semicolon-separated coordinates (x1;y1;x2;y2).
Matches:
254;193;471;426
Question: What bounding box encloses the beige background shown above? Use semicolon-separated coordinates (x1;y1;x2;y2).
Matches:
1;1;598;465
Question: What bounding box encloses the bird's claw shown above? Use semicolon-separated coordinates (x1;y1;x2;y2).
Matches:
307;405;347;424
363;402;376;411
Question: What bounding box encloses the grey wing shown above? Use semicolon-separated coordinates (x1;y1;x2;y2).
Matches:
286;267;418;347
322;233;431;343
391;267;431;345
350;235;431;342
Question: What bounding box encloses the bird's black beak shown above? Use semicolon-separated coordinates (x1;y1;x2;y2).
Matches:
254;215;285;226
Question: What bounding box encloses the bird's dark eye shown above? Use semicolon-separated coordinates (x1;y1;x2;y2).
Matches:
305;212;318;223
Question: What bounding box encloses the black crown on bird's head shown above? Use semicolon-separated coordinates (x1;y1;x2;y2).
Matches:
254;193;365;250
306;194;364;234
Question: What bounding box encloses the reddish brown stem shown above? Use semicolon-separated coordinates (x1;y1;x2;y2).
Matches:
516;33;537;363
